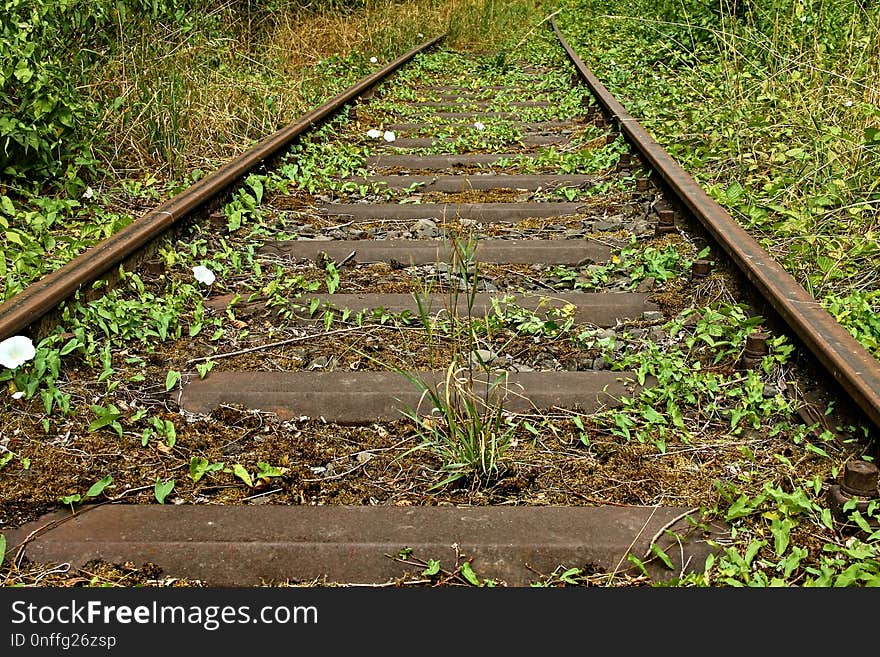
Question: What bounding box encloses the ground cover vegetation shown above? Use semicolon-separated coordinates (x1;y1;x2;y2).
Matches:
1;0;879;588
558;0;880;358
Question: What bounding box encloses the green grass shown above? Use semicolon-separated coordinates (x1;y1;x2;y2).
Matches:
555;0;880;357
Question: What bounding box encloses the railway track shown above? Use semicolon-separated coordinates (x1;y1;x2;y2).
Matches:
3;23;880;587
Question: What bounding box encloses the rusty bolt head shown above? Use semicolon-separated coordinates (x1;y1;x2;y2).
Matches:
737;331;769;370
142;260;166;276
655;209;677;235
744;331;769;356
842;460;879;498
618;153;631;168
208;212;227;231
691;259;712;278
636;177;651;192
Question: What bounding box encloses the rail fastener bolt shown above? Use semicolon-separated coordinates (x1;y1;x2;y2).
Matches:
141;260;166;276
828;460;880;522
636;177;652;192
617;153;632;171
737;331;769;370
208;211;227;232
691;259;713;279
654;209;677;236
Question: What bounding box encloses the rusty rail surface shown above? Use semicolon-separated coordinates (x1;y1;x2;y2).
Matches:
550;18;880;430
0;34;445;343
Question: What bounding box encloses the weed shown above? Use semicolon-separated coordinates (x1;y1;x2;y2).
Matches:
394;230;519;487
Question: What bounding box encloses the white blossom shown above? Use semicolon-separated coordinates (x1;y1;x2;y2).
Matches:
383;130;396;142
11;391;24;399
370;56;378;63
193;265;216;286
367;129;382;139
82;186;94;200
474;121;485;131
0;335;36;370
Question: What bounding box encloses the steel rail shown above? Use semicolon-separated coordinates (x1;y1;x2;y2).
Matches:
0;34;445;342
551;17;880;430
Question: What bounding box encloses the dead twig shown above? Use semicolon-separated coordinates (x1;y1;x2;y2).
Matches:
641;506;700;561
186;324;420;365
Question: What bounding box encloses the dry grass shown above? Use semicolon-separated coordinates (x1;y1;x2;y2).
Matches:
93;0;548;180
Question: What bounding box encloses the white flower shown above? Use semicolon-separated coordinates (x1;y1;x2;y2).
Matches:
418;33;424;38
800;15;807;22
11;391;24;399
0;335;36;370
383;130;396;142
367;129;382;139
370;56;378;63
844;99;853;107
473;121;485;131
82;186;94;200
193;265;216;286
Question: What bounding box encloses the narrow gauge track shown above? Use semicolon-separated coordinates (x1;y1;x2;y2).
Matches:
4;25;880;587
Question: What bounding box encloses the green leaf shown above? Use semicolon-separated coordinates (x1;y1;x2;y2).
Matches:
460;561;482;586
233;464;253;487
256;462;288;479
190;457;207;482
59;338;80;356
744;539;766;566
820;507;834;530
726;494;758;520
165;369;181;391
189;457;224;483
422;559;441;577
195;360;214;379
59;494;82;505
0;534;5;569
154;478;175;504
851;510;873;533
771;517;794;556
14;65;33;83
626;554;649;577
641;406;665;424
781;546;807;578
397;547;413;560
650;543;675;570
87;406;122;433
85;475;113;498
865;127;880;146
725;182;744;204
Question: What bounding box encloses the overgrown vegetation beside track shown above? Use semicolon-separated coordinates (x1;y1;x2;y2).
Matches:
556;0;880;358
555;0;880;587
0;0;544;298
